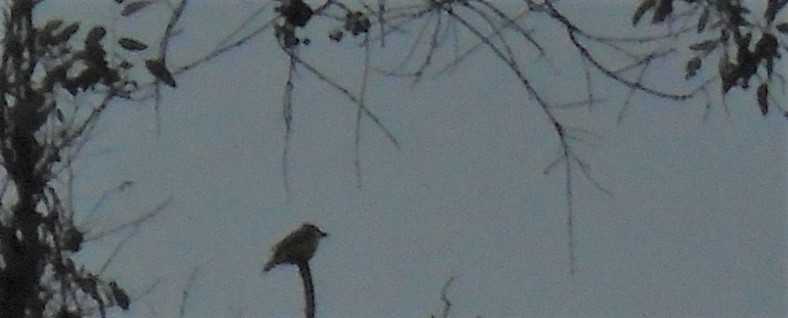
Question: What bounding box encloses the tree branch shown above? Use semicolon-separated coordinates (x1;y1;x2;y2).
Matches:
297;261;316;318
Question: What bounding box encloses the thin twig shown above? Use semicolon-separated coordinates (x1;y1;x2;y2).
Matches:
437;276;456;318
86;195;173;241
179;267;200;318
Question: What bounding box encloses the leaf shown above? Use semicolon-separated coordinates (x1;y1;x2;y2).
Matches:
145;59;177;88
757;84;768;115
755;33;778;59
689;39;718;52
280;0;313;27
122;0;155;17
652;0;673;24
345;12;371;35
86;26;106;44
62;227;83;252
776;23;788;34
765;0;787;23
697;8;709;33
118;38;148;51
719;55;737;93
632;0;656;26
41;19;64;33
119;60;134;69
109;282;130;310
685;57;702;79
727;4;750;26
51;22;79;43
328;30;343;42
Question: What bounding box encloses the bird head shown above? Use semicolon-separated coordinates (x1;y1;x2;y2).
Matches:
302;222;328;238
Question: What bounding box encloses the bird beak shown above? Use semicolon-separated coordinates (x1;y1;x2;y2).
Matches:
319;230;328;237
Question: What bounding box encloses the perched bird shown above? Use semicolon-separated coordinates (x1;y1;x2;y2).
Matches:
263;223;328;272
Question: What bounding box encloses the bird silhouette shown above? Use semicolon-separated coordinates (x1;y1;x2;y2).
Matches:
263;223;328;272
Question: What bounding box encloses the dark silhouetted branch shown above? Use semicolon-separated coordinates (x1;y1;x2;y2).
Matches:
297;261;316;318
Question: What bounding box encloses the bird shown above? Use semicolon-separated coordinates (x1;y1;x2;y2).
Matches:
263;223;328;272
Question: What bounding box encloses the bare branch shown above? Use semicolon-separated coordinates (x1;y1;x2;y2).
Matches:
297;261;316;318
179;267;200;318
438;276;456;318
85;195;173;242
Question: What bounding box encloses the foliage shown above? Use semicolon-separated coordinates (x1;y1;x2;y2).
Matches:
633;0;788;115
0;0;784;317
0;0;178;316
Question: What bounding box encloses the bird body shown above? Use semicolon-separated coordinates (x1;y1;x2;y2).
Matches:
263;223;328;272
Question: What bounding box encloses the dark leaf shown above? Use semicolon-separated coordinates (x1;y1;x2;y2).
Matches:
697;8;709;32
72;68;102;91
119;60;134;69
122;0;155;16
736;52;757;89
345;12;371;35
755;33;779;68
77;275;99;299
62;227;83;252
110;282;130;310
41;19;64;33
86;26;106;44
734;31;752;47
632;0;656;25
719;56;737;93
84;43;108;66
56;306;81;318
685;57;702;79
275;24;300;48
720;28;730;42
42;65;67;91
728;4;750;26
280;0;313;27
652;0;673;23
145;59;177;88
51;23;79;43
776;23;788;34
757;84;768;115
118;37;148;51
64;80;78;95
689;39;717;52
765;0;787;23
329;30;343;42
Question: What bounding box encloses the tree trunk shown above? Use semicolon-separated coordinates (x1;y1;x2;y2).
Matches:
0;1;48;317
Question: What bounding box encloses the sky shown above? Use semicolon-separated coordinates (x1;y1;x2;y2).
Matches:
36;1;787;317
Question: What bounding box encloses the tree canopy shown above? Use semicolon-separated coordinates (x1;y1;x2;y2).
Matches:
0;0;784;317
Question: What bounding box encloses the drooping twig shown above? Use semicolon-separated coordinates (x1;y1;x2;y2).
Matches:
179;267;200;318
85;195;173;242
282;50;297;202
94;196;174;274
355;32;372;189
436;276;456;318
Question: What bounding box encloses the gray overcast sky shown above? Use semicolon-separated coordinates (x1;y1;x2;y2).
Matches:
46;1;787;317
